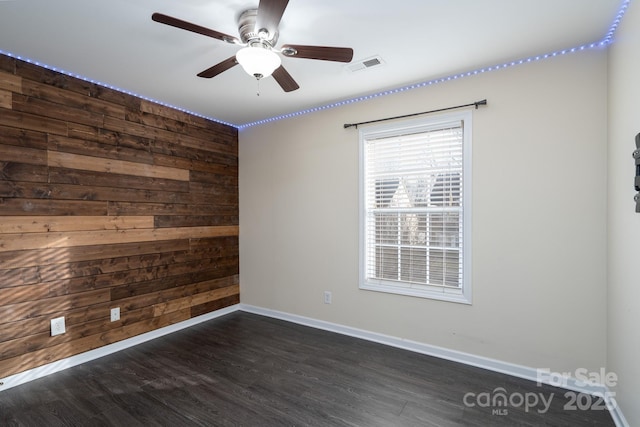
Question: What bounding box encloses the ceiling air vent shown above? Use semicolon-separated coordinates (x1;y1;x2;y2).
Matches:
347;55;385;72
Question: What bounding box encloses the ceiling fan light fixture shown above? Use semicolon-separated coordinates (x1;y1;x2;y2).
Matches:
236;46;281;80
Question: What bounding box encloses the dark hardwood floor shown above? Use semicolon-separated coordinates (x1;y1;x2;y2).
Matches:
0;312;615;426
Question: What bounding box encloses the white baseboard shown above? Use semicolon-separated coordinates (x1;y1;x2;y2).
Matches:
239;304;627;427
610;404;630;427
0;304;240;392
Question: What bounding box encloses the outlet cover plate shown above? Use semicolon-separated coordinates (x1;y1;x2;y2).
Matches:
51;316;66;336
110;307;120;322
323;291;332;304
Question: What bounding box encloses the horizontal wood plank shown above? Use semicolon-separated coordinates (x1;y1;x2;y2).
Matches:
0;315;50;344
146;138;237;165
190;294;239;317
113;275;240;314
21;79;126;120
110;273;239;302
0;281;58;305
152;284;240;317
0;162;49;183
153;152;237;176
0;240;192;270
0;266;40;288
154;215;239;228
0;70;21;93
47;151;190;181
0;225;239;252
12;93;105;128
0;89;11;109
0;288;111;323
0;198;108;216
36;257;237;292
66;122;99;142
93;127;153;150
107;201;238;216
0;107;68;136
103;116;236;156
48;167;190;193
140;99;238;139
0;143;47;166
0;56;16;74
0;180;195;205
48;134;155;165
139;100;187;122
0;125;48;150
0;215;155;234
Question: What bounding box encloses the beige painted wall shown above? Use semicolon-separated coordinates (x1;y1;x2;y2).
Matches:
239;50;608;374
608;1;640;424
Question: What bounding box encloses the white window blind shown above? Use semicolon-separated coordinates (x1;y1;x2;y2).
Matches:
359;113;471;303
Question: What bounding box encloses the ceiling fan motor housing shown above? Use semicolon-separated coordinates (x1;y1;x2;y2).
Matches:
238;9;278;46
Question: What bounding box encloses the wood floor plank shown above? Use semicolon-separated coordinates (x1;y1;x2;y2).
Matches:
0;312;616;426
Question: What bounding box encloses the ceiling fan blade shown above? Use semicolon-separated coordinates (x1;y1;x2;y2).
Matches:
152;13;240;44
281;45;354;62
272;66;299;92
256;0;289;39
197;57;239;78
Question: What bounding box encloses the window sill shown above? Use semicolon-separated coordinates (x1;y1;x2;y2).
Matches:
359;281;472;305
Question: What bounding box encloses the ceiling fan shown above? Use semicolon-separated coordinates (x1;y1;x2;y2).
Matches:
152;0;354;93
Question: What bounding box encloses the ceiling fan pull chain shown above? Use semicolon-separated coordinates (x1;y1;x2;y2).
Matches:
256;78;261;96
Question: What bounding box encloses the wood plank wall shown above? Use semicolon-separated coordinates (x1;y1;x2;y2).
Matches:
0;54;239;380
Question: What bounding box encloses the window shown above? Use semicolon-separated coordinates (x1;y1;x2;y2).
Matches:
359;111;472;304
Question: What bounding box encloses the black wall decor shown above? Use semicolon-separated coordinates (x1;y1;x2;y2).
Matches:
635;133;640;212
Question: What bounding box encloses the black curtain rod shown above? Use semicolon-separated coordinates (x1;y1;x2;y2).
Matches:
343;99;487;129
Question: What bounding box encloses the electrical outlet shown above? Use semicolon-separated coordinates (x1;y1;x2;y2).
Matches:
323;291;332;304
110;307;120;322
51;316;66;336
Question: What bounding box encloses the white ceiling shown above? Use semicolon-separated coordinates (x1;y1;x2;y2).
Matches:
0;0;624;127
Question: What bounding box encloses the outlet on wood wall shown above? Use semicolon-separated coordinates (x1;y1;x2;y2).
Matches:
0;54;239;379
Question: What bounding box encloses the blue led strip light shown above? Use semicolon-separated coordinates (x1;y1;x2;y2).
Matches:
602;0;630;45
0;0;630;130
0;48;240;129
239;0;631;129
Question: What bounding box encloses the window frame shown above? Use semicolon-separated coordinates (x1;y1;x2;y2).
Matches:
358;111;472;304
